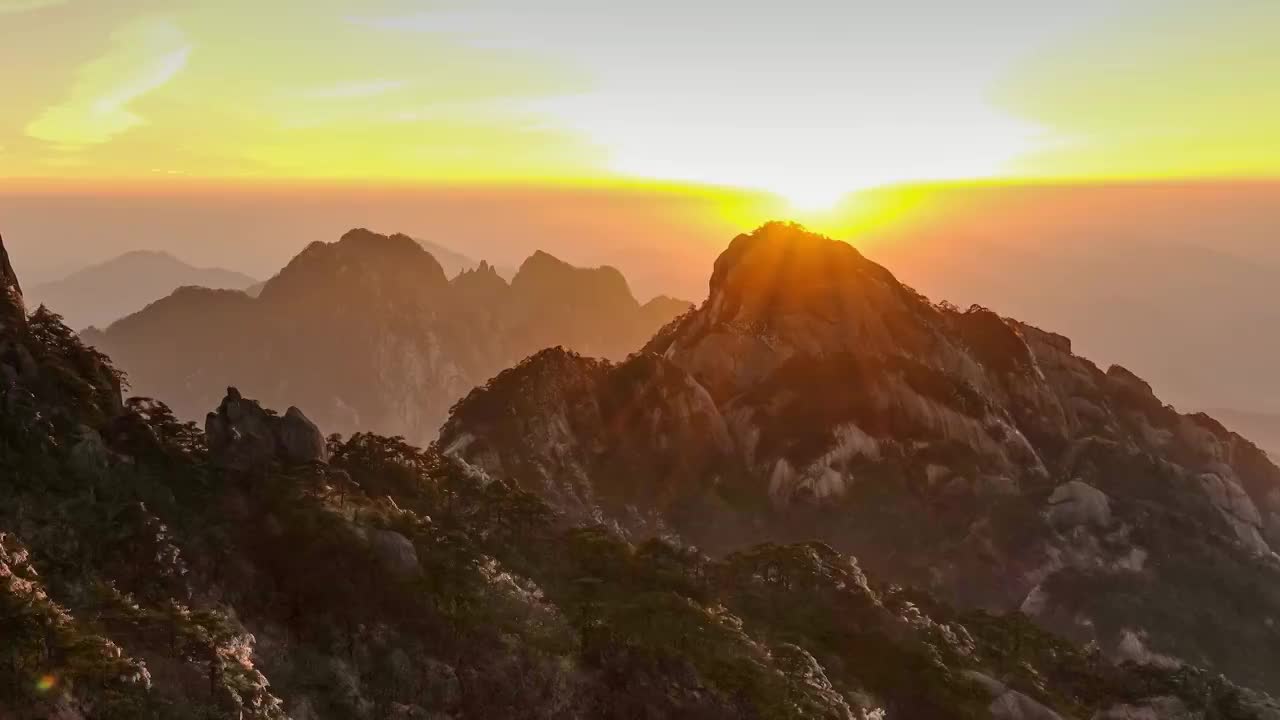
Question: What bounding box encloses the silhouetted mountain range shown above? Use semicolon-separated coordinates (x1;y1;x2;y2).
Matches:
27;250;258;330
442;222;1280;698
83;229;691;445
418;236;515;279
6;223;1280;719
861;183;1280;419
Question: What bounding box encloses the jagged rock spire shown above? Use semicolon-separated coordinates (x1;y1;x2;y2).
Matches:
206;386;328;471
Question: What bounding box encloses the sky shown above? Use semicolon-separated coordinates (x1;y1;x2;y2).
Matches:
2;0;1280;417
2;0;1278;209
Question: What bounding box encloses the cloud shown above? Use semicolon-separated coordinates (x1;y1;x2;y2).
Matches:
25;17;191;145
0;0;67;13
297;79;408;100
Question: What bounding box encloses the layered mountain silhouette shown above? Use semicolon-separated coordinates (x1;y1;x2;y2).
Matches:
859;183;1280;422
418;236;516;279
6;226;1280;718
27;250;258;330
83;229;691;446
442;222;1280;697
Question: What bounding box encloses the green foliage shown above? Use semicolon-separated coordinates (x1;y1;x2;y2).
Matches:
2;307;1278;719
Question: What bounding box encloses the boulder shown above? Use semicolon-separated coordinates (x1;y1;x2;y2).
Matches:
68;425;110;481
206;387;328;471
1116;629;1181;669
962;670;1008;698
1047;480;1111;529
278;406;327;465
368;529;420;579
990;690;1063;720
1199;472;1270;554
1266;512;1280;550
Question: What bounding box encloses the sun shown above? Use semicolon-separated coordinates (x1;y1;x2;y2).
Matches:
777;182;852;213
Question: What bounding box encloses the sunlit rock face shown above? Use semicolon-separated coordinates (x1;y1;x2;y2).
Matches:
442;221;1280;696
85;229;691;447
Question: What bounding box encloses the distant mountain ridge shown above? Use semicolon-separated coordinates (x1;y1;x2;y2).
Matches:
441;222;1280;697
84;229;691;445
27;249;257;330
418;235;516;279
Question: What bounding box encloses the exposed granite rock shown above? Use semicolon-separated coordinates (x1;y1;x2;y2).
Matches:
205;387;328;470
278;406;327;465
0;232;25;333
367;529;421;579
1199;471;1271;554
1047;480;1111;529
990;690;1063;720
442;222;1280;696
68;426;110;481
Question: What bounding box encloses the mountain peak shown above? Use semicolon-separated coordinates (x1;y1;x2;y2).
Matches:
709;221;892;299
114;249;180;262
451;257;510;304
263;228;448;301
512;250;637;309
518;249;571;274
335;228;427;257
652;222;934;397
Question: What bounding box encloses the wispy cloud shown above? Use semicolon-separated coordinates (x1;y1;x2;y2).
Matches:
297;79;408;100
0;0;68;13
25;17;191;145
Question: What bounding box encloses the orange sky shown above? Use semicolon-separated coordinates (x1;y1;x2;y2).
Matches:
2;0;1278;213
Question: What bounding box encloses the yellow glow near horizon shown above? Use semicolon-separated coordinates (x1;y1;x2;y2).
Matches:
0;1;1277;205
784;187;851;214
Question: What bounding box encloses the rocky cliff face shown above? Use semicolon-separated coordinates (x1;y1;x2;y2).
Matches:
442;222;1280;696
0;233;24;333
206;387;328;471
84;229;691;447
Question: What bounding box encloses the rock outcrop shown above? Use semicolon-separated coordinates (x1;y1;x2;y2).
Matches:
1046;480;1111;529
442;222;1280;696
0;233;27;341
366;529;421;579
206;387;328;470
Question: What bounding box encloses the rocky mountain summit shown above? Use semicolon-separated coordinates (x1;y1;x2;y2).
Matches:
442;221;1280;696
206;387;328;471
84;229;690;446
4;228;1280;720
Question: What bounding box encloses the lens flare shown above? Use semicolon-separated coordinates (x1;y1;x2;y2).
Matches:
35;674;57;693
